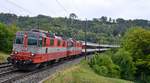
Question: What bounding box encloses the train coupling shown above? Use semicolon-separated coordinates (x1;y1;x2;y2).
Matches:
7;57;32;65
7;57;12;63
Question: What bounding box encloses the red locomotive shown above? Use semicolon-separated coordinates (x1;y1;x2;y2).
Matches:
7;29;82;70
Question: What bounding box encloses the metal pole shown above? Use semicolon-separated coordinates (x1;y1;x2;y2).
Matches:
37;15;39;30
99;40;100;52
85;18;87;60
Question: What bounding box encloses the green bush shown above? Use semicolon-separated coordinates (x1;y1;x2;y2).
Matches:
121;27;150;82
112;49;136;80
0;23;19;53
122;27;150;59
92;65;108;76
88;27;150;82
89;53;120;78
145;76;150;83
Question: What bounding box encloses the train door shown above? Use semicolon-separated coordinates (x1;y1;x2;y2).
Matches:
42;37;48;62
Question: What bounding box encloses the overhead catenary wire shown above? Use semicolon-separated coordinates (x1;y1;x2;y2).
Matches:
0;4;12;13
5;0;44;30
5;0;32;14
71;0;79;13
38;0;57;16
55;0;68;15
0;0;25;15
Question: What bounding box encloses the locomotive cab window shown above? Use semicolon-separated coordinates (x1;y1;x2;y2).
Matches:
15;36;23;44
28;37;37;45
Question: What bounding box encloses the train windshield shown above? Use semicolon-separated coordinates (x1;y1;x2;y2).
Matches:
15;36;23;44
15;32;42;46
28;37;38;45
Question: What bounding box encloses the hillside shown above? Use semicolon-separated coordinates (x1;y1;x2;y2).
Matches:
43;61;134;83
0;13;150;44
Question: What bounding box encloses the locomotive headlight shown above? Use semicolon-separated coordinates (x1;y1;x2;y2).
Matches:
31;53;35;56
15;52;18;54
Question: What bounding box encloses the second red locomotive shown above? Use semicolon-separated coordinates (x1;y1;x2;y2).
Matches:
7;29;82;70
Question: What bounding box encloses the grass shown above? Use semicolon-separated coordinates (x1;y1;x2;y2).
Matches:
43;60;134;83
0;52;9;63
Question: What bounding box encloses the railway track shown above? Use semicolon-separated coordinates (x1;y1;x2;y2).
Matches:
0;62;14;76
0;70;25;83
1;60;68;83
2;67;49;83
0;68;18;77
0;58;76;83
0;62;8;65
6;55;93;83
0;54;93;83
0;62;19;83
0;63;62;83
0;63;12;69
0;64;19;83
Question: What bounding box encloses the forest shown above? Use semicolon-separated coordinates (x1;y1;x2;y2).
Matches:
0;12;150;52
89;28;150;83
0;13;150;44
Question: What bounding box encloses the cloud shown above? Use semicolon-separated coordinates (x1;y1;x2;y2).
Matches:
0;0;150;20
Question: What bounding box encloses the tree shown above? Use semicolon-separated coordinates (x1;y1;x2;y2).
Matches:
112;49;136;80
0;23;19;53
89;53;120;78
122;28;150;59
69;13;77;19
0;13;150;45
109;17;112;23
121;27;150;82
100;16;107;23
116;18;125;23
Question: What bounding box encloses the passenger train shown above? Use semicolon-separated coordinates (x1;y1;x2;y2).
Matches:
7;29;82;70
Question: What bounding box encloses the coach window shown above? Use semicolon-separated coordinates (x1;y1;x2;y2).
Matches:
50;39;54;46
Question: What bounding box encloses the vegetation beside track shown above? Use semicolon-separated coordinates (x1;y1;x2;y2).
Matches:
43;60;133;83
88;27;150;83
0;52;9;63
44;27;150;83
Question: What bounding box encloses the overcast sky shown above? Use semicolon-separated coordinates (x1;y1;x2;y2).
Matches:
0;0;150;20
